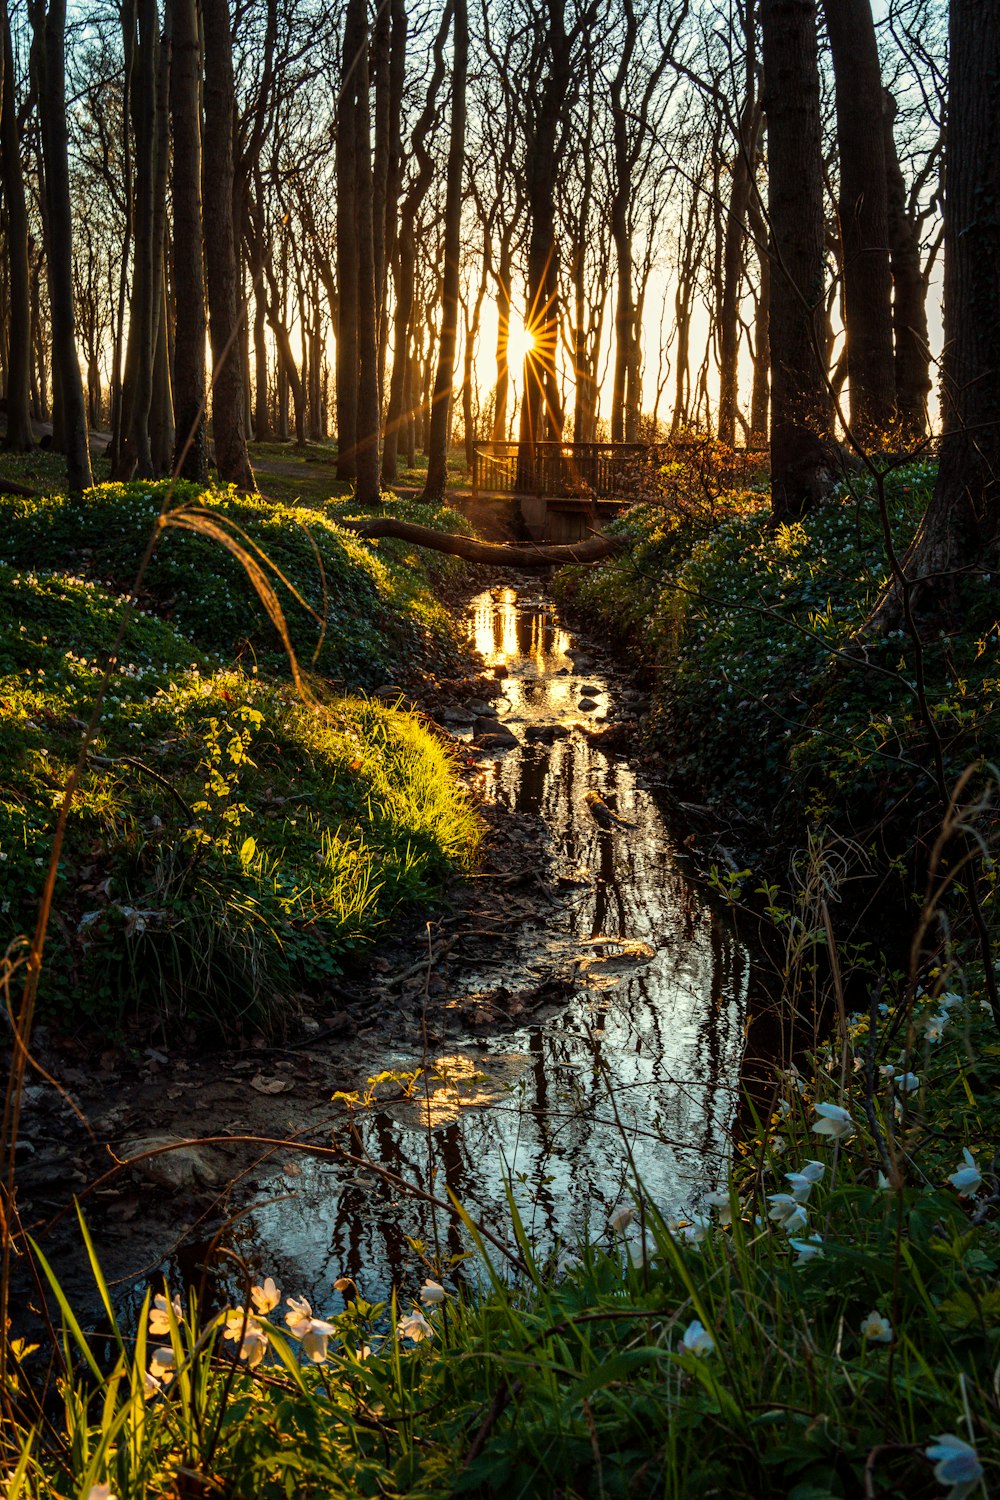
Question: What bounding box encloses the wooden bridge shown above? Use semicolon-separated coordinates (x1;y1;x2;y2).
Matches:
471;441;665;543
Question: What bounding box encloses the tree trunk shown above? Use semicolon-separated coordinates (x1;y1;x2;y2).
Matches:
33;0;92;490
150;259;175;471
0;0;33;451
883;89;931;443
423;0;467;501
822;0;895;444
381;0;449;486
352;0;380;505
169;0;207;479
517;1;572;484
878;0;1000;620
202;0;255;490
718;1;759;448
335;0;360;480
760;0;830;518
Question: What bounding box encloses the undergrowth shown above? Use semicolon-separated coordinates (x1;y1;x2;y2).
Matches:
0;483;482;1034
5;965;997;1499
556;460;1000;854
0;481;472;689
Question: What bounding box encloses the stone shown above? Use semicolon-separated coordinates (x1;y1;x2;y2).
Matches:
578;698;598;711
120;1135;222;1191
492;664;508;678
473;716;519;746
439;706;475;726
579;685;600;696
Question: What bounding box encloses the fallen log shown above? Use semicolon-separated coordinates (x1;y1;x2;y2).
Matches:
338;515;628;569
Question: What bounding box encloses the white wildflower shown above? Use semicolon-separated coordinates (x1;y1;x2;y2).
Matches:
397;1308;433;1343
859;1311;892;1344
680;1319;715;1357
947;1148;982;1196
812;1102;855;1141
924;1433;984;1498
788;1234;824;1265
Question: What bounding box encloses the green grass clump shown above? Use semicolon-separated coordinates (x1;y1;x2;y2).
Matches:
0;481;472;690
0;565;479;1033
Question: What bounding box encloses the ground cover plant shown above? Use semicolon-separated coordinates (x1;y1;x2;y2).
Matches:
0;481;473;691
556;460;1000;860
0;483;482;1034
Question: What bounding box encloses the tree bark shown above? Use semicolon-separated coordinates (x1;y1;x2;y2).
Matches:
822;0;895;444
32;0;92;491
718;0;759;448
882;89;931;443
202;0;255;491
516;0;575;484
760;0;830;518
381;0;449;485
423;0;467;501
876;0;1000;621
0;0;34;451
340;516;626;568
335;0;361;481
170;0;207;479
352;0;380;505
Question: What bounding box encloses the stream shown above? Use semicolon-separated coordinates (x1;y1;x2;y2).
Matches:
232;584;748;1305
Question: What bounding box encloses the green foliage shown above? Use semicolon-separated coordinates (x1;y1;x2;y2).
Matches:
0;481;472;689
557;463;1000;851
0;558;480;1034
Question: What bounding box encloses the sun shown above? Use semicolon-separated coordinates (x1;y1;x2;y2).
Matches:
505;311;536;369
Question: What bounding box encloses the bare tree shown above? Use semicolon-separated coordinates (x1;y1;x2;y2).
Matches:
822;0;896;442
30;0;92;490
202;0;255;490
760;0;830;518
423;0;467;500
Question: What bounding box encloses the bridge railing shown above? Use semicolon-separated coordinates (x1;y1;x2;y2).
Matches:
472;441;668;499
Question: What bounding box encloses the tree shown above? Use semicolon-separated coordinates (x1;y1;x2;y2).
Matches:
169;0;207;480
381;1;450;484
31;0;92;491
822;0;896;443
202;0;255;491
0;0;34;451
717;0;761;448
423;0;467;501
759;0;830;519
881;0;1000;617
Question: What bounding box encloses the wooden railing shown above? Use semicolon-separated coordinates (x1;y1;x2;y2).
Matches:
472;441;668;499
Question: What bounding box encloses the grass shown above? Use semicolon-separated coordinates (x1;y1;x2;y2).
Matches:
0;480;483;1034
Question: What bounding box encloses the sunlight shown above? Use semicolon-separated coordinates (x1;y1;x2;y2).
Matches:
505;311;536;370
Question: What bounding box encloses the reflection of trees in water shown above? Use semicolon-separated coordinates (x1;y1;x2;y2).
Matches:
239;596;747;1303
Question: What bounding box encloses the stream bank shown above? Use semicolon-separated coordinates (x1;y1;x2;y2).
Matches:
14;580;747;1325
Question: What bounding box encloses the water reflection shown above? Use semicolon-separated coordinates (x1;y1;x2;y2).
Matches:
243;588;747;1303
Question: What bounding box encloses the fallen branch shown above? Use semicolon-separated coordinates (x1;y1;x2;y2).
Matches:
338;516;629;569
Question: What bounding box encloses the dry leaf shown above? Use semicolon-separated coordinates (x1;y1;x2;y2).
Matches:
250;1074;294;1095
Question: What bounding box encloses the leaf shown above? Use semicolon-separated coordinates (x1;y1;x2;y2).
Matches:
250;1074;294;1095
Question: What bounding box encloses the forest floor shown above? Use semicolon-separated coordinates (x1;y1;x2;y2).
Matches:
4;445;1000;1498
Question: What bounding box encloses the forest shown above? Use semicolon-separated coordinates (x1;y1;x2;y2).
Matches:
1;0;999;1495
